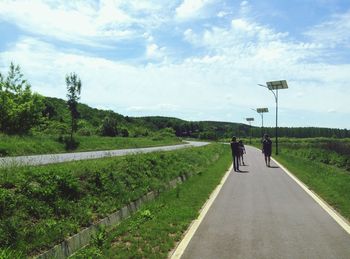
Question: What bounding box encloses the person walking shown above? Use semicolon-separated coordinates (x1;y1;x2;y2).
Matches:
230;136;240;172
262;134;272;167
238;140;246;166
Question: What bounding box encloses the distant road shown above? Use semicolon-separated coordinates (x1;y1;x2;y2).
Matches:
176;145;350;259
0;141;209;167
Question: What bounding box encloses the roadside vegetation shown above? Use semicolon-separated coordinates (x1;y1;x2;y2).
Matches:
0;134;182;157
0;143;228;257
277;138;350;172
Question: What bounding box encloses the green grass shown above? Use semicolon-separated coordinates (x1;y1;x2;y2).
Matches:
0;247;23;259
0;143;228;257
0;134;182;157
71;144;232;258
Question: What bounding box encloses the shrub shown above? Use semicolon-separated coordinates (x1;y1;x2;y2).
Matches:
64;136;80;150
120;128;129;137
100;116;118;137
0;148;8;157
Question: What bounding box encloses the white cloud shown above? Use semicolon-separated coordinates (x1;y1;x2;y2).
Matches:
175;0;213;20
179;17;350;118
0;1;99;45
239;0;251;16
146;43;167;60
0;0;174;46
183;28;199;44
127;103;179;112
217;11;229;18
1;1;350;128
232;18;251;30
2;34;350;128
305;10;350;47
327;108;337;113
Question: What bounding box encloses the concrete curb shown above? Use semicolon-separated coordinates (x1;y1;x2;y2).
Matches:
35;174;191;259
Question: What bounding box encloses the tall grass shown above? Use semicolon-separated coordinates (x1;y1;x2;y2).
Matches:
278;138;350;171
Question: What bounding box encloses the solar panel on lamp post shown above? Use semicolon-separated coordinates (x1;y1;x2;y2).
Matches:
258;80;288;155
246;117;254;144
251;108;269;139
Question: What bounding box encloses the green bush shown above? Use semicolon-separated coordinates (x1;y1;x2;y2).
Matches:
120;128;129;137
77;120;94;136
63;136;80;150
100;116;118;137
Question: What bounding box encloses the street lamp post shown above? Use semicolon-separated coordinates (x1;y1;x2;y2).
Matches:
251;108;269;138
258;80;288;155
245;117;254;144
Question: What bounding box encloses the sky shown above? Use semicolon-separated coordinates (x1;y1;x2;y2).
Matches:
0;0;349;129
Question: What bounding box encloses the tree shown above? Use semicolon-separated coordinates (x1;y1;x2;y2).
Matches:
0;63;43;134
66;72;82;144
100;116;118;137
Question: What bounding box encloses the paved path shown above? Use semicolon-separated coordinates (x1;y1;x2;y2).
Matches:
179;146;350;259
0;141;208;167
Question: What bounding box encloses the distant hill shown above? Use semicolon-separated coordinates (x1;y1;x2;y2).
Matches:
42;96;350;139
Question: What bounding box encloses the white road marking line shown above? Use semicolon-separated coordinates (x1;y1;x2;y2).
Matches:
271;157;350;235
170;164;233;259
250;145;350;234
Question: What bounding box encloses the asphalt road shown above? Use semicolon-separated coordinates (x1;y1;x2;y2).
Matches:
0;141;208;167
180;145;350;259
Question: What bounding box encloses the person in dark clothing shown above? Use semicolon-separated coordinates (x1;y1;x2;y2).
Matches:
230;136;240;171
262;134;272;167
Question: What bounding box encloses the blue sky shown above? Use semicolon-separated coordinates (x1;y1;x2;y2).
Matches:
0;0;349;129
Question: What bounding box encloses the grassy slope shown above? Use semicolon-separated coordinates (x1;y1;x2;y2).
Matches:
0;135;182;157
0;144;229;257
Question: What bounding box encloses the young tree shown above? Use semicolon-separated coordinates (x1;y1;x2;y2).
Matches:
66;72;82;143
0;63;43;134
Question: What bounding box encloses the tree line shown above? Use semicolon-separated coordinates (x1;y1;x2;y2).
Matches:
139;119;350;140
